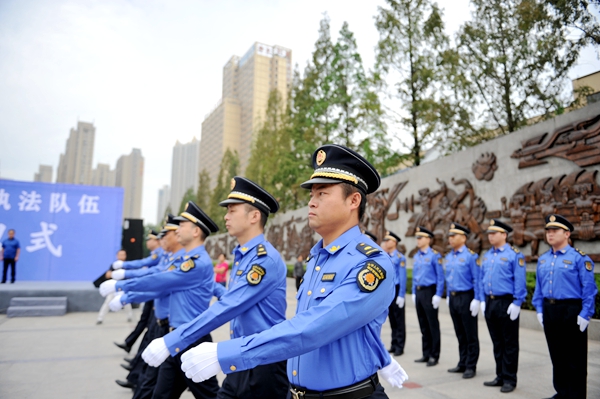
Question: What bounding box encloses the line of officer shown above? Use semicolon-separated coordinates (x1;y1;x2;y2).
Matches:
444;222;481;379
533;214;597;399
381;230;407;357
412;226;444;367
110;229;164;273
173;144;409;398
100;201;221;399
479;219;526;393
142;176;290;399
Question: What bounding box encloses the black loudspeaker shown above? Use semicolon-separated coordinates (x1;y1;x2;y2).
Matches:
122;219;144;261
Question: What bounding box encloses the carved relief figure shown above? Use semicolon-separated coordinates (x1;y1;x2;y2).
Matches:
472;152;498;181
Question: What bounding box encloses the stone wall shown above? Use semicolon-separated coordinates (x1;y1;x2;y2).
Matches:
206;102;600;268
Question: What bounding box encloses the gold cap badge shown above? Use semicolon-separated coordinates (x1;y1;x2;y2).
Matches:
316;150;326;166
550;215;556;222
490;220;495;225
451;223;455;229
230;178;236;190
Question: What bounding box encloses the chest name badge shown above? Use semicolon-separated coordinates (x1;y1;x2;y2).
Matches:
500;257;508;261
180;259;195;272
321;273;336;282
459;258;466;263
563;260;572;265
539;259;546;264
357;261;386;293
247;265;266;285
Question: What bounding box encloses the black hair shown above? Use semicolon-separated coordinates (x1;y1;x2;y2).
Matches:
341;183;367;222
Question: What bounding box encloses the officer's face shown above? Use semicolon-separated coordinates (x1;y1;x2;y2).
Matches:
163;231;176;251
448;234;465;249
116;250;127;261
381;239;396;252
224;203;256;237
546;228;569;247
176;221;195;246
487;231;506;247
308;183;356;235
416;236;430;249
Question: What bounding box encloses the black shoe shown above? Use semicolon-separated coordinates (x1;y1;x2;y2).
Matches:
448;366;466;373
394;349;404;356
484;378;503;387
414;356;428;363
462;369;476;379
114;342;131;353
388;347;395;353
115;379;135;389
500;384;515;393
123;357;132;364
121;363;132;371
426;358;438;367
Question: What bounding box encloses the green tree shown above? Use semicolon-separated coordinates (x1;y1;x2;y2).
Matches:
196;169;211;211
457;0;583;136
178;187;196;214
208;148;239;231
547;0;600;47
375;0;451;166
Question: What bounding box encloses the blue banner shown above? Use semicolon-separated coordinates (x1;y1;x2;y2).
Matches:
0;179;123;281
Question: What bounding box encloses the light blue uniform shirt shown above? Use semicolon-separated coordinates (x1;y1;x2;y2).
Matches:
122;247;164;270
480;244;526;305
217;226;395;391
412;247;444;296
443;245;481;299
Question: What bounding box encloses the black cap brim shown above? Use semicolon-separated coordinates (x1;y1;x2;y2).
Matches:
300;177;347;190
219;198;246;207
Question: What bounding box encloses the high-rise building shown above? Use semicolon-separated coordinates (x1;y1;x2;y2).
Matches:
91;163;116;187
115;148;144;219
56;121;95;184
170;137;200;213
33;165;53;182
199;42;292;188
156;185;171;225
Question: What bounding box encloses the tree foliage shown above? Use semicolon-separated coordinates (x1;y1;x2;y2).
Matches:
196;169;211;211
208;148;239;232
178;187;196;215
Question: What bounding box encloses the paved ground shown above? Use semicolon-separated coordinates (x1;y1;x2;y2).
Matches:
0;278;598;399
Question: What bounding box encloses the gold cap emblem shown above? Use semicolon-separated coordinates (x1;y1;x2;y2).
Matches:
490;220;495;225
550;215;556;222
316;150;326;166
185;203;189;211
230;178;236;190
416;227;420;232
451;223;455;229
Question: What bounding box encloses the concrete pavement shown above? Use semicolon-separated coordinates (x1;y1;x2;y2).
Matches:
0;278;598;398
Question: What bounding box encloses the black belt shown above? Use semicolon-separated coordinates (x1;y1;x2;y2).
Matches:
416;284;435;291
290;374;378;399
156;318;169;327
487;294;513;300
450;289;473;296
544;298;582;305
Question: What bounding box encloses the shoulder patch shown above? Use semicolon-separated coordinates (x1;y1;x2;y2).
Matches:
152;254;158;260
356;243;381;257
180;259;195;272
321;273;336;282
519;258;525;267
247;264;266;285
356;261;386;293
511;246;520;254
400;261;406;267
585;261;593;271
576;248;586;256
256;244;267;257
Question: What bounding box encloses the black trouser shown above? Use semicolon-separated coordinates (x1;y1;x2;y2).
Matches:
295;277;302;291
543;298;587;399
388;285;405;352
217;361;288;399
126;300;154;348
448;290;479;370
484;295;519;386
2;258;16;283
152;333;219;399
415;285;440;360
129;308;157;386
133;321;170;399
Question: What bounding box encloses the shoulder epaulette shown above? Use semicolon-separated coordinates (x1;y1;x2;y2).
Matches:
356;243;381;257
257;244;268;257
576;248;586;256
191;254;199;259
511;246;520;254
432;249;439;254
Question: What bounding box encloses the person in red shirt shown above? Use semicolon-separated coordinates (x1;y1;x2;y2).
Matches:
213;253;229;287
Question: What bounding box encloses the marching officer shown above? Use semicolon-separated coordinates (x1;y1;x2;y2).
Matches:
479;219;526;393
110;229;164;272
381;230;407;356
100;201;221;399
533;214;597;399
444;223;481;379
412;226;444;367
142;176;289;399
174;144;409;398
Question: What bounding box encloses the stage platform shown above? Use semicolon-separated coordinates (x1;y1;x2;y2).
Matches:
0;281;104;313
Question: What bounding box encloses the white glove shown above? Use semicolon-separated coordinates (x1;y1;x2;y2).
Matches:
142;338;171;367
469;299;480;317
396;296;405;308
181;342;221;383
537;313;544;327
577;315;590;332
109;293;125;312
111;269;126;280
507;303;521;321
379;358;409;388
112;260;124;270
411;294;416;304
99;280;117;297
432;295;441;309
480;301;486;314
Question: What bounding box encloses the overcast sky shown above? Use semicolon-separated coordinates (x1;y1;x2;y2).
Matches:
1;0;598;224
